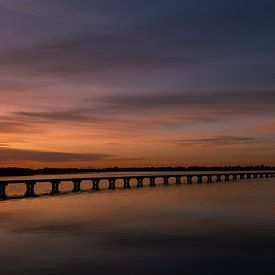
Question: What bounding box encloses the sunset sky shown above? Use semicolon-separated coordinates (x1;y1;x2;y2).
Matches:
0;0;275;168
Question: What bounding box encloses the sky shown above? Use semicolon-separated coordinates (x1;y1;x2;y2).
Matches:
0;0;275;168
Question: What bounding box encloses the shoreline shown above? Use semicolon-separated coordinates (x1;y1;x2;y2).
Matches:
0;165;274;178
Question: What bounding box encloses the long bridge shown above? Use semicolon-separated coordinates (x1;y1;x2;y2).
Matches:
0;171;274;200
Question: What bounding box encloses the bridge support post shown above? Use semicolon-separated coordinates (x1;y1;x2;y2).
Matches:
259;173;263;178
175;176;181;185
187;176;193;184
137;177;143;188
25;181;36;197
224;175;229;182
123;178;131;188
233;174;237;180
92;179;100;191
0;184;7;200
51;180;61;194
247;174;251;179
265;173;270;178
240;174;245;179
108;179;116;190
163;176;169;185
149;177;156;187
207;175;212;183
72;179;81;192
197;176;203;184
216;175;221;182
271;173;275;178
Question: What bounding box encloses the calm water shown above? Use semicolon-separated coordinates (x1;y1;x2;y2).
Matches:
1;173;275;274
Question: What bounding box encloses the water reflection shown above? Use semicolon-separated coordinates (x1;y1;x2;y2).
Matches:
1;178;275;274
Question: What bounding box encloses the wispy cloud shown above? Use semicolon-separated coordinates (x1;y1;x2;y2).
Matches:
0;34;200;87
0;119;33;133
6;89;275;138
0;143;8;147
0;147;111;163
0;0;106;27
99;90;275;116
169;136;258;148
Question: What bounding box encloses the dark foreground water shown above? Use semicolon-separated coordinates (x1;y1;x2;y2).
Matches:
1;175;275;274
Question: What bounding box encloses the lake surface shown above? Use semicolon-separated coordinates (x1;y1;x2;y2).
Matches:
1;173;275;274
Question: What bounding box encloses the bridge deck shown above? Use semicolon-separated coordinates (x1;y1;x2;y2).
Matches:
0;171;274;200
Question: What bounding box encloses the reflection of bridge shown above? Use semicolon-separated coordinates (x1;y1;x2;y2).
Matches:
0;171;274;200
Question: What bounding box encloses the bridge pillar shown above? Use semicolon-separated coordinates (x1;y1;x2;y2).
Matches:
92;179;100;191
163;176;169;185
108;179;116;190
259;173;264;178
25;181;36;197
197;176;203;184
72;179;81;192
216;175;221;182
207;175;212;183
224;175;229;181
149;177;156;187
247;174;252;179
0;184;7;200
233;174;237;180
240;174;245;179
136;177;143;187
271;173;275;178
175;176;181;184
187;176;193;184
253;173;258;178
123;178;131;188
50;180;61;194
265;173;270;178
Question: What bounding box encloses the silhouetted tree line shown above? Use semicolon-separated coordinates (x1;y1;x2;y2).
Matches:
0;165;274;177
